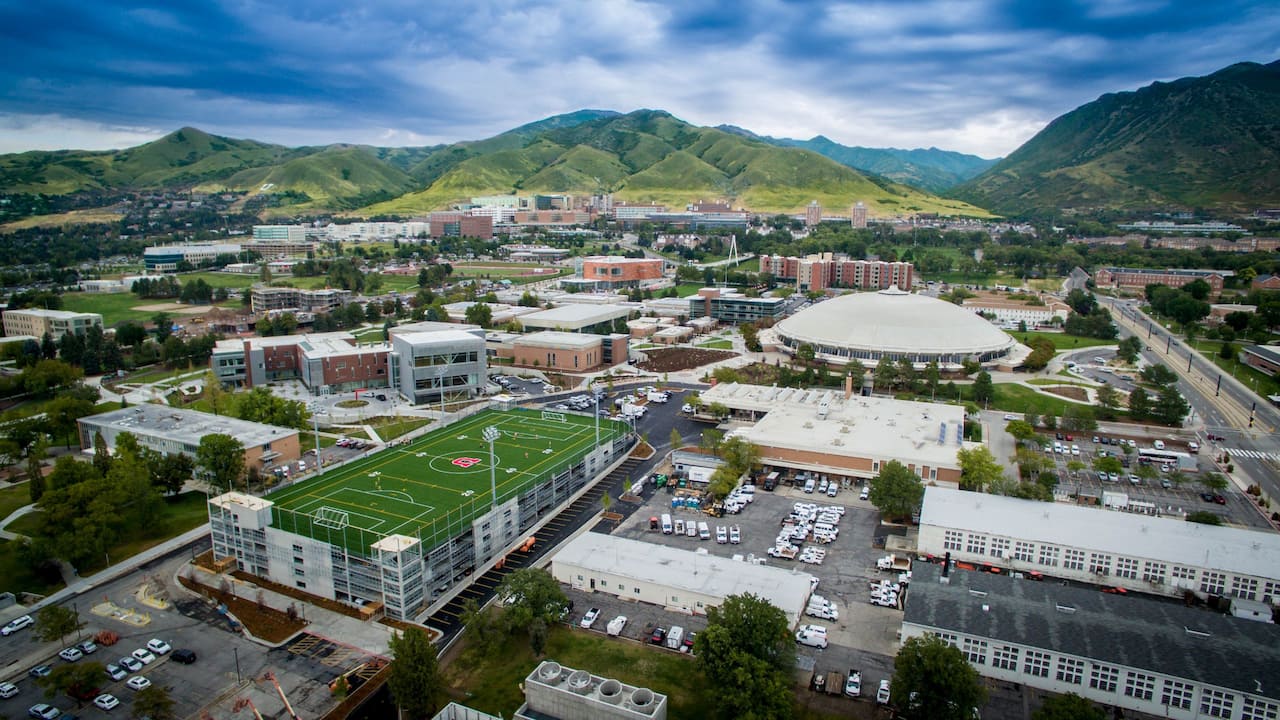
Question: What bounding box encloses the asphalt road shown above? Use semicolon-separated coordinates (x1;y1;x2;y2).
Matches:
1101;297;1280;509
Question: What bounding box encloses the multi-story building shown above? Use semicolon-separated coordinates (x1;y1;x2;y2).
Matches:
575;257;665;290
918;487;1280;603
690;287;785;323
805;200;822;227
428;212;494;240
498;331;628;371
1253;274;1280;291
501;245;571;262
903;561;1280;720
1116;220;1247;234
210;332;391;394
242;226;316;258
250;286;353;315
391;329;487;404
519;304;635;334
850;201;868;228
78;405;300;475
1093;267;1231;296
962;294;1070;328
143;243;243;271
253;225;309;243
2;308;103;342
759;254;914;291
612;203;666;221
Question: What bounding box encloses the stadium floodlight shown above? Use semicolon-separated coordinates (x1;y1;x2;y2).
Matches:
483;425;500;509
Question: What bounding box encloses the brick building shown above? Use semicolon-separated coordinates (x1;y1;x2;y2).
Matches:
1093;267;1230;296
759;254;914;291
577;257;665;290
427;212;494;239
211;332;391;394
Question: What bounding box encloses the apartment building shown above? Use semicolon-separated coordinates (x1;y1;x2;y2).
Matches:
759;253;914;291
1093;267;1231;296
250;287;353;315
2;308;103;342
961;293;1070;328
427;212;494;240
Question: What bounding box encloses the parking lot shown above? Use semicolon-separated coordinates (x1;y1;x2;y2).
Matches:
1037;431;1268;528
564;476;908;710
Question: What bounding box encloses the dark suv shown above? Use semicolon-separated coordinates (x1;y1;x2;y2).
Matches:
171;649;197;664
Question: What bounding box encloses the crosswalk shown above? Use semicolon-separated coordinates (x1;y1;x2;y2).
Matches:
1223;448;1280;462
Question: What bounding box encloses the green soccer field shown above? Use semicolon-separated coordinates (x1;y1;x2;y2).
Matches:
266;408;630;553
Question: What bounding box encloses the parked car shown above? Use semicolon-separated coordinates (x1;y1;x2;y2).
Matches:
76;640;97;655
29;703;62;719
0;682;17;699
29;665;52;678
117;657;142;673
105;664;127;681
649;627;667;644
170;649;197;665
844;670;862;698
877;679;892;705
130;648;156;665
93;693;120;711
58;647;83;662
125;676;151;691
728;525;741;544
579;608;601;629
145;639;171;655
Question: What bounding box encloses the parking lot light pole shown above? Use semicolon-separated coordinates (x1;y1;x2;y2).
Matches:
483;426;500;510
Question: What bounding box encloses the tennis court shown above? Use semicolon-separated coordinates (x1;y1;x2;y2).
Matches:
267;407;630;553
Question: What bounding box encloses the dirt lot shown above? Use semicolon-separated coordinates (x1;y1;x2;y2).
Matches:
1042;385;1089;402
637;347;737;372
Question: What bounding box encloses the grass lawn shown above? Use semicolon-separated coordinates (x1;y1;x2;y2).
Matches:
299;432;340;450
674;283;704;297
60;292;167;326
178;271;259;289
365;416;434;440
943;382;1096;416
696;339;733;350
0;483;31;522
1188;340;1280;398
445;625;714;719
1007;330;1118;351
1026;378;1093;388
264;408;629;552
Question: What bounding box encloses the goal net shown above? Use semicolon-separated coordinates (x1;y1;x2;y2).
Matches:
313;506;350;530
541;410;567;422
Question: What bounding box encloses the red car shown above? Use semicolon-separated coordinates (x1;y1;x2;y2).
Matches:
649;627;666;644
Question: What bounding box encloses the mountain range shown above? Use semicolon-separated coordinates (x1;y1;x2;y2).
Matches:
3;58;1278;222
950;59;1280;215
715;126;998;193
0;110;988;220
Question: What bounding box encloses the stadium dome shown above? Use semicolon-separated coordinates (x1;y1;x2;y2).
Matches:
773;286;1017;367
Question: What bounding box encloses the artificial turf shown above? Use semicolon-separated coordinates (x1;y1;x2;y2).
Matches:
265;407;629;553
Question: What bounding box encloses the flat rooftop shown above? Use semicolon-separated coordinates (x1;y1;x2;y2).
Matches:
553;533;813;614
263;408;630;553
392;329;488;346
703;382;969;470
80;404;298;448
520;304;633;330
514;331;603;349
213;332;357;353
920;487;1280;581
5;308;100;319
904;561;1280;702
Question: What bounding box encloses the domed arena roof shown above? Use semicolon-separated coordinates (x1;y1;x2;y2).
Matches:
774;286;1016;359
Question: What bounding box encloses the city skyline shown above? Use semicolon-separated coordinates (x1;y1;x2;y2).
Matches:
0;0;1277;157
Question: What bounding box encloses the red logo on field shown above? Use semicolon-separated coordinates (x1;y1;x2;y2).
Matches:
452;457;482;468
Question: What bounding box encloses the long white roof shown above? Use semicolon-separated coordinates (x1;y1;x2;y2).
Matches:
553;533;813;615
921;487;1280;580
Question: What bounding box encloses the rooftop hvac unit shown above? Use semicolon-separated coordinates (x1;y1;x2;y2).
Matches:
599;679;623;705
567;670;591;695
537;662;562;684
628;687;657;714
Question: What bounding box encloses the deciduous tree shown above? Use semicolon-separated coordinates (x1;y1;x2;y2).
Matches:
196;434;245;492
1033;693;1105;720
869;460;924;521
892;635;987;720
387;626;444;720
694;593;794;720
34;605;83;646
957;446;1006;492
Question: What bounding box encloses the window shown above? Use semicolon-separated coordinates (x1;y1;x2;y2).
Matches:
1264;581;1280;604
1063;548;1086;571
989;537;1010;559
943;530;963;551
1125;671;1155;701
1038;545;1060;567
966;534;987;555
292;544;303;552
931;632;958;647
293;556;304;565
618;583;625;590
962;638;987;665
1201;571;1226;596
992;646;1018;671
1143;562;1167;584
1231;576;1259;600
1201;689;1235;718
296;581;307;589
633;587;640;595
1115;557;1139;580
1055;657;1084;685
1089;553;1112;575
1014;541;1035;563
1023;650;1050;678
1243;697;1280;720
1162;680;1194;710
293;568;305;577
1173;565;1197;585
1090;664;1118;693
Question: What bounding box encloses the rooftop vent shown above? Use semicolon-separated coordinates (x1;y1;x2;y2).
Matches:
1055;604;1077;614
628;687;656;714
599;678;623;704
567;669;591;695
537;662;562;684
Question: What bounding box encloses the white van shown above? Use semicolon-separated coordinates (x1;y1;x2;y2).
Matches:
803;477;816;493
1153;440;1166;450
697;521;711;540
661;514;673;535
666;625;684;650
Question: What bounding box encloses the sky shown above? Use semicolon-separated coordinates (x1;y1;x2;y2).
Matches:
0;0;1277;158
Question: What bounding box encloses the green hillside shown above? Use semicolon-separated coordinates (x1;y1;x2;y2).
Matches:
196;146;418;209
951;60;1280;215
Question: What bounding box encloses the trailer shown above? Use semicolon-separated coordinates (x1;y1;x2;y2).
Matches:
875;554;911;572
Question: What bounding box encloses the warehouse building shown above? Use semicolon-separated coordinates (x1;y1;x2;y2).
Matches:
552;533;815;626
79;405;300;475
699;381;972;486
903;562;1280;720
917;487;1280;604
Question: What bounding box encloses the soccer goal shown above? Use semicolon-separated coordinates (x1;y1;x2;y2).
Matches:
313;506;350;530
541;410;567;422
